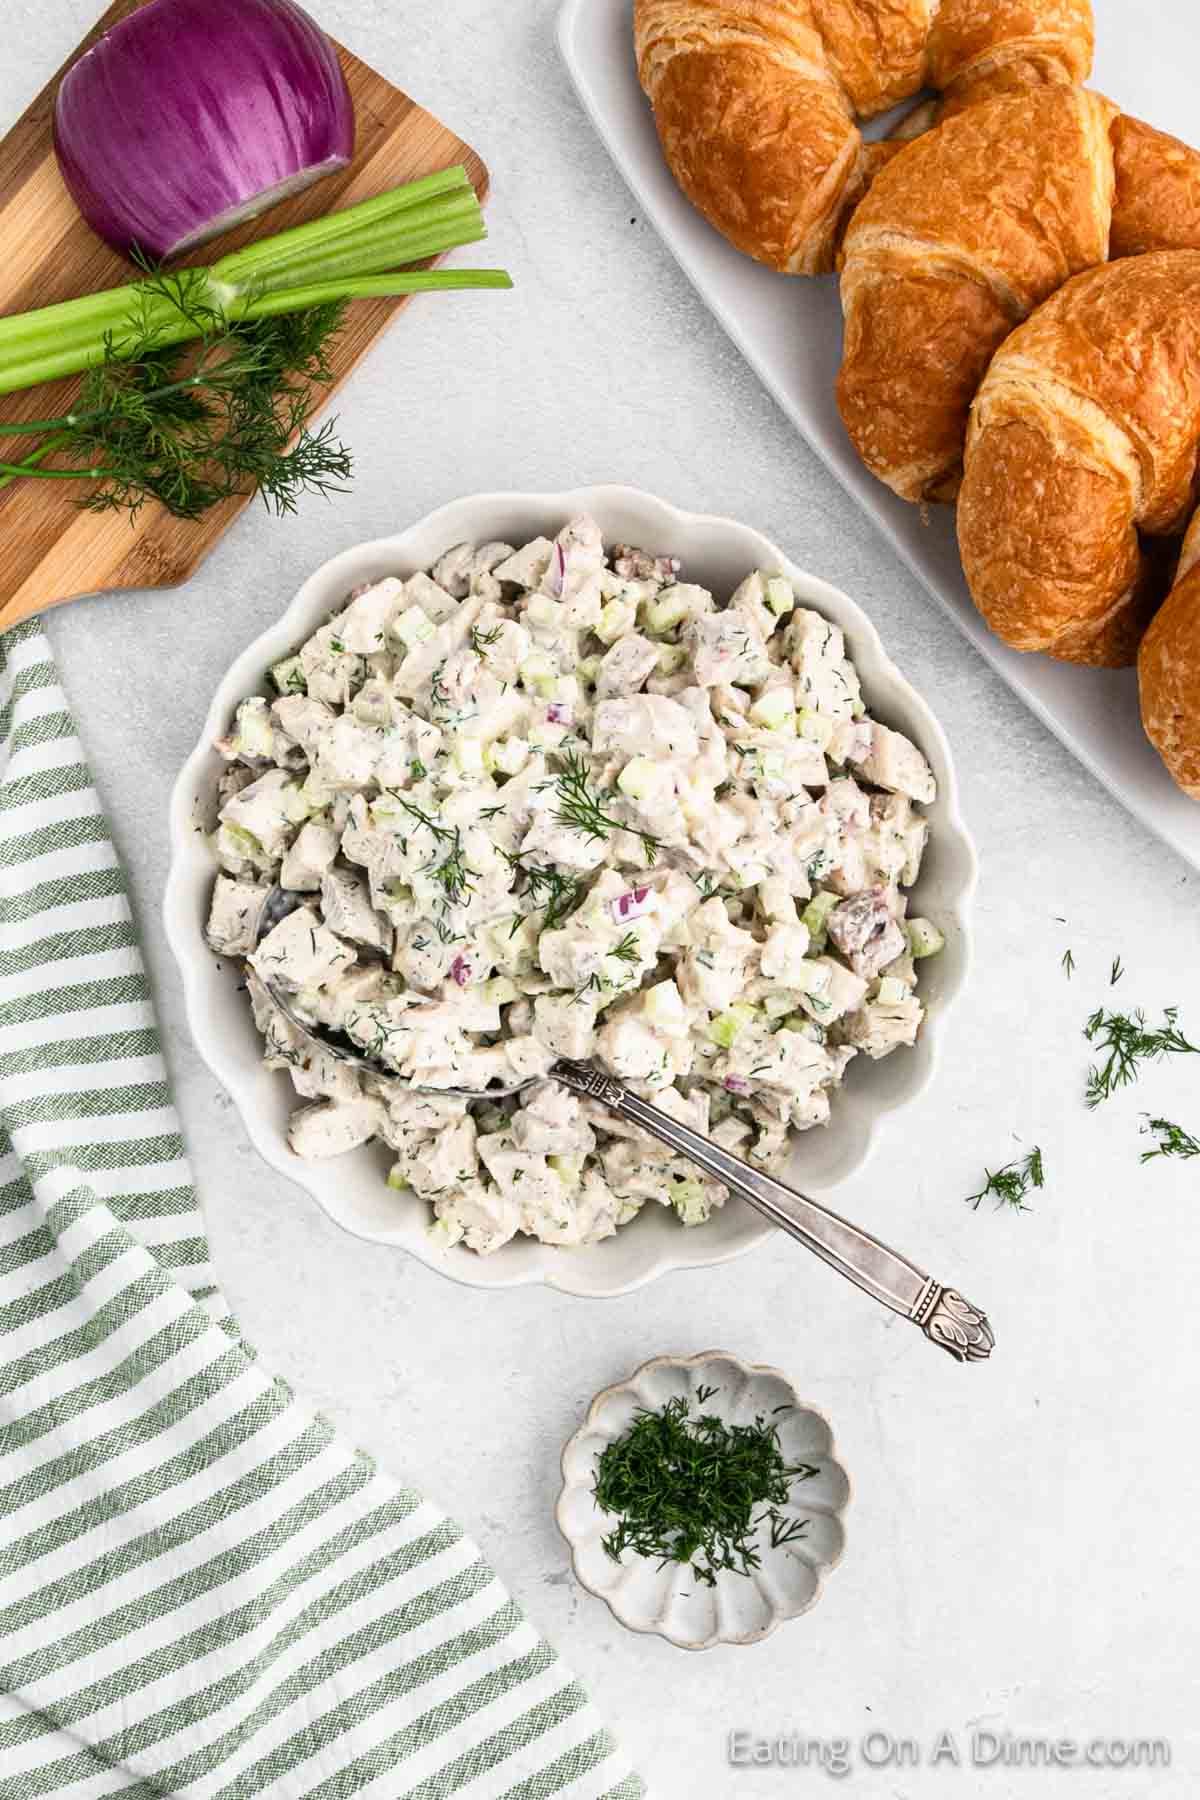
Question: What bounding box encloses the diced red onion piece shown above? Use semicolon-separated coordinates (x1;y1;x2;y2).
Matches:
547;542;566;597
611;886;652;923
724;1075;750;1095
450;955;471;988
545;702;573;726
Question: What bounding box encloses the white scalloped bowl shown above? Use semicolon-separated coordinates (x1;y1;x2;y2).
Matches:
556;1352;851;1649
164;486;977;1296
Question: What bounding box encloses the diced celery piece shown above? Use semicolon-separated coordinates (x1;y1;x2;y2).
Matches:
576;654;602;686
482;976;519;1006
525;595;564;632
765;576;795;617
655;642;687;676
762;990;797;1021
215;822;263;861
906;917;945;959
528;722;569;751
797;708;835;750
596;598;637;644
427;1216;463;1250
669;1175;709;1226
271;655;306;695
280;784;312;825
386;1168;411;1192
708;1002;758;1048
749;688;796;730
392;606;435;649
548;1153;583;1186
487;737;530;776
643;978;688;1032
802;890;840;948
617;757;656;800
643;586;690;636
233;700;274;758
876;976;909;1005
519;650;557;696
451;739;484;778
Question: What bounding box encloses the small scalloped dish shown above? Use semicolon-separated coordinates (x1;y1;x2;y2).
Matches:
556;1352;850;1649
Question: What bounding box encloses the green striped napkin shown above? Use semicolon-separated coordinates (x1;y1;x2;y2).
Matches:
0;620;642;1800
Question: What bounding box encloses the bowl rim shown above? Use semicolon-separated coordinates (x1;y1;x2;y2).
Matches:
163;483;978;1296
554;1349;852;1650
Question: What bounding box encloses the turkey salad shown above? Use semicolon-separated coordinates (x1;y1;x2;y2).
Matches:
206;516;943;1254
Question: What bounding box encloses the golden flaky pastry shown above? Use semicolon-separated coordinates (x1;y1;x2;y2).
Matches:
959;252;1200;675
1141;515;1200;798
838;88;1200;502
633;0;1094;275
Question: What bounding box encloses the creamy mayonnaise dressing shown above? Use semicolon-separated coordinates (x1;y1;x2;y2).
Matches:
207;517;942;1253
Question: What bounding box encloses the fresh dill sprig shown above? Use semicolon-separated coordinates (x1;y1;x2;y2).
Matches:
1061;949;1075;979
391;795;474;906
470;624;502;656
609;931;640;964
1084;1006;1200;1109
593;1390;819;1588
1;271;354;521
1140;1117;1200;1163
553;751;659;865
965;1147;1044;1213
429;831;475;906
1110;957;1125;986
499;850;584;930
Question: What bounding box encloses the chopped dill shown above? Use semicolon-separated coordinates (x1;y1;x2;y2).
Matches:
1140;1117;1200;1163
1061;949;1075;979
593;1389;819;1588
609;931;640;964
1084;1006;1199;1109
470;624;503;656
965;1147;1044;1214
500;850;584;930
1110;956;1125;986
553;750;659;865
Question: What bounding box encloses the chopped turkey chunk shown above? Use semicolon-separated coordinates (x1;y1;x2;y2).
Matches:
210;517;940;1253
853;723;937;804
206;875;270;957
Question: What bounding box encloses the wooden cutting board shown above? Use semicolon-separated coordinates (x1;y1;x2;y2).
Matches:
0;1;489;632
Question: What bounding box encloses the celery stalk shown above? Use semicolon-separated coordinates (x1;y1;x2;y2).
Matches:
0;169;507;397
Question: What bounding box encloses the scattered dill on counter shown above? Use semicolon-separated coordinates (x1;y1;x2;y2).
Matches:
965;1147;1044;1214
593;1388;818;1588
1140;1118;1200;1163
1084;1007;1199;1109
1110;957;1125;986
1061;949;1075;979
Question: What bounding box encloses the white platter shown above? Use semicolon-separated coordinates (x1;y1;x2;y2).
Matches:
164;486;976;1297
557;0;1200;872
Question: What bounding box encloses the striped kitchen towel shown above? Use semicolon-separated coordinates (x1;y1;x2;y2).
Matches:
0;619;642;1800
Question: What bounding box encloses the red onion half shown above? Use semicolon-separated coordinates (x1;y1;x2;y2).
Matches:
54;0;355;261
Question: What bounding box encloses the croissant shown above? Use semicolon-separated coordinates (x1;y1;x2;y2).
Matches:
958;251;1200;671
838;88;1200;502
1141;514;1200;798
633;0;1094;275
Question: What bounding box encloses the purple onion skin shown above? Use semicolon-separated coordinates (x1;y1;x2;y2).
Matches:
54;0;355;261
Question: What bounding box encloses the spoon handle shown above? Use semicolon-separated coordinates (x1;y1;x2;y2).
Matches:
554;1061;994;1363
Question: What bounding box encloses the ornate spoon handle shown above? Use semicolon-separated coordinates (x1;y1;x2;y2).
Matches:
555;1062;994;1363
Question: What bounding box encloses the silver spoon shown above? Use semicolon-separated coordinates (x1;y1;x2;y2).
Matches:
256;893;994;1362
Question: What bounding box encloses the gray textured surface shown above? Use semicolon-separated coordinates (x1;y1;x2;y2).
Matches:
6;3;1200;1793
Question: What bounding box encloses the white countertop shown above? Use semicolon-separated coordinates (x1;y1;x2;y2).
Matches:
7;4;1200;1794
